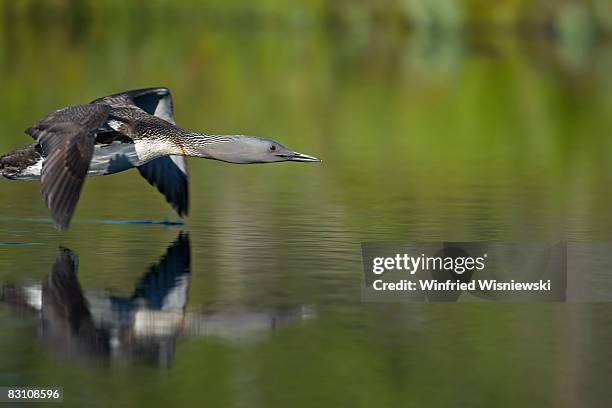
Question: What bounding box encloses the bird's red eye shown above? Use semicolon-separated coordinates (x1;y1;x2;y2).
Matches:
270;145;276;152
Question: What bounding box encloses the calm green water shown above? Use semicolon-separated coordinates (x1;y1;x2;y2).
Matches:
2;18;612;408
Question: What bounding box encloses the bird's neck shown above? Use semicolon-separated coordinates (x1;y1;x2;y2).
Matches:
177;132;238;161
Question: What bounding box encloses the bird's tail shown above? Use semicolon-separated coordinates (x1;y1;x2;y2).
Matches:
0;144;43;180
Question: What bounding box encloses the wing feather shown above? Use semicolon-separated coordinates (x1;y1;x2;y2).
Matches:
92;87;176;124
137;156;189;216
28;104;111;230
92;87;189;216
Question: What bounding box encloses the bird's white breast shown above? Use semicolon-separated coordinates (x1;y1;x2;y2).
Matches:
133;139;179;163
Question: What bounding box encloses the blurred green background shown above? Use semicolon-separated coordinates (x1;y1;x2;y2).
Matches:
1;1;612;407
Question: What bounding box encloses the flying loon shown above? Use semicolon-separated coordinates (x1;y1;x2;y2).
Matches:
0;87;320;230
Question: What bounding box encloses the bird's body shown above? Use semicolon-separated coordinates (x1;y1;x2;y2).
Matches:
0;87;319;230
1;141;145;180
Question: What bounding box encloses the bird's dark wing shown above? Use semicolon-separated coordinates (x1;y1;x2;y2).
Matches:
137;156;189;216
26;104;111;230
92;88;189;217
91;87;176;124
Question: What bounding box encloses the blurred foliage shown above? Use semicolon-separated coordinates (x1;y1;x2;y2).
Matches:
1;0;612;35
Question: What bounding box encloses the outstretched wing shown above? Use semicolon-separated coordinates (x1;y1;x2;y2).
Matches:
93;87;189;216
137;156;189;216
92;87;175;123
26;104;111;230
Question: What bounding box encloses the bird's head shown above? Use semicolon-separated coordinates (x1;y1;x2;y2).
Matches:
198;135;321;164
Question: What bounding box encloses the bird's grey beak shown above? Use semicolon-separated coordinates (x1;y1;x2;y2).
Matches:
284;152;321;162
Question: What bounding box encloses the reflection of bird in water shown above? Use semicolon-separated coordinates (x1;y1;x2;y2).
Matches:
0;233;315;368
0;87;320;230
